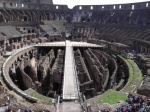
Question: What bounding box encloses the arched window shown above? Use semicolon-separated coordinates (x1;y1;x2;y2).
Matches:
132;5;134;10
113;5;116;9
16;3;18;7
119;5;122;9
146;3;149;7
22;4;24;8
79;6;82;10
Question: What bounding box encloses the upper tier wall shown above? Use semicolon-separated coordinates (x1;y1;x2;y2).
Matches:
0;1;150;10
74;2;150;10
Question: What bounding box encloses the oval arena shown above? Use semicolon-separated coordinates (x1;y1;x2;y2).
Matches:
0;0;149;112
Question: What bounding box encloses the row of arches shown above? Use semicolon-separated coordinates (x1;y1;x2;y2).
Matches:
0;9;72;22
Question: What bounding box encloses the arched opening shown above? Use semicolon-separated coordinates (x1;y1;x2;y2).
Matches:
24;66;31;77
132;5;134;10
113;5;116;9
24;16;28;21
17;57;20;61
56;6;58;9
28;30;31;33
10;3;13;7
22;4;24;8
119;5;122;9
53;82;60;94
37;70;42;82
15;67;26;90
3;2;6;8
146;3;149;7
16;3;18;7
79;6;82;10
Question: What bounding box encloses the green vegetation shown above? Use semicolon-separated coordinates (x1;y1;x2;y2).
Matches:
31;92;54;105
100;90;127;104
88;90;127;105
118;55;143;93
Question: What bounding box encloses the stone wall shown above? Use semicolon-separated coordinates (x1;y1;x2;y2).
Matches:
0;0;150;10
2;46;38;102
20;60;34;89
74;49;93;93
83;48;120;93
84;49;105;92
52;49;64;84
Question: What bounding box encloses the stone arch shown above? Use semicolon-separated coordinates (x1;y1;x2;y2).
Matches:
28;51;33;59
10;3;13;7
28;51;31;54
31;11;37;21
0;13;5;22
24;65;31;77
17;57;20;61
14;60;17;65
23;16;28;21
25;11;32;21
24;52;27;56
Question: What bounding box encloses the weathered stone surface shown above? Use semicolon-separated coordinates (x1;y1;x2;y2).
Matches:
84;88;97;99
137;77;150;96
137;84;150;97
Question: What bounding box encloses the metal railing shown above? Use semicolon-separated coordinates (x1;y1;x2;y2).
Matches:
54;92;60;112
72;47;88;112
79;94;88;112
71;46;80;100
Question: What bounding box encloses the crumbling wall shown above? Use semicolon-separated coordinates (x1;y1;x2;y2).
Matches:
20;60;34;89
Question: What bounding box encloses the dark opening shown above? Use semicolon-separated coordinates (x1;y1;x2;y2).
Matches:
15;67;26;90
10;3;13;7
24;16;27;21
37;70;42;82
53;82;60;93
24;66;30;77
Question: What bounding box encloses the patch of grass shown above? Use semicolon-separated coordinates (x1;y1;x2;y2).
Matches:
99;90;127;105
31;92;54;105
118;55;143;93
88;90;127;105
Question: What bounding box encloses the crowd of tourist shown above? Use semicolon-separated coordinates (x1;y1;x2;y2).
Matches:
6;109;50;112
98;94;150;112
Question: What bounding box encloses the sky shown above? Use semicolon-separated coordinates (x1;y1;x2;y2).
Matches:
53;0;150;8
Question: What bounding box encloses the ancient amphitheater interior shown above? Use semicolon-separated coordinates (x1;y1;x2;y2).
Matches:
0;0;150;112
